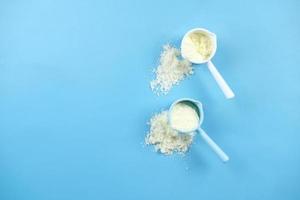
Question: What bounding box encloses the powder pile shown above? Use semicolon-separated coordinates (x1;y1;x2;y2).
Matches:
145;110;194;155
150;45;193;95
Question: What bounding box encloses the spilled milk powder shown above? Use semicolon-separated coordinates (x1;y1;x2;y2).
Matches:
150;45;193;95
145;111;195;155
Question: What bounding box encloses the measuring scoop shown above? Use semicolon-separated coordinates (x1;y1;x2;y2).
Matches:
181;28;235;99
169;98;229;162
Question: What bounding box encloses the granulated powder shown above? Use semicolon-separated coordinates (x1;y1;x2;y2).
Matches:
150;45;193;95
145;110;195;155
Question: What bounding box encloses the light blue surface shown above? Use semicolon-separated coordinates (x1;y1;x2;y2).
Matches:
0;0;300;199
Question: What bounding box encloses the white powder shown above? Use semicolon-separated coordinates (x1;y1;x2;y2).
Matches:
150;45;193;95
145;111;194;155
170;102;200;133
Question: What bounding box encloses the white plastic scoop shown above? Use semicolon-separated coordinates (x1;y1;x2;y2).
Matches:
169;98;229;162
181;28;235;99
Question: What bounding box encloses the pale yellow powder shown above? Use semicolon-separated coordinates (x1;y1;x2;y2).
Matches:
181;31;215;63
170;102;200;132
190;32;214;60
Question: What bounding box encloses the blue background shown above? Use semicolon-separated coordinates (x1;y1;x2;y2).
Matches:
0;0;299;199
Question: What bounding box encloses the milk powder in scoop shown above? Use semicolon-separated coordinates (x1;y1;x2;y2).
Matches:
181;28;235;99
169;98;229;162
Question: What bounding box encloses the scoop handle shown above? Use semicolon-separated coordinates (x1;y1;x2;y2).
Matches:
198;128;229;162
207;61;235;99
